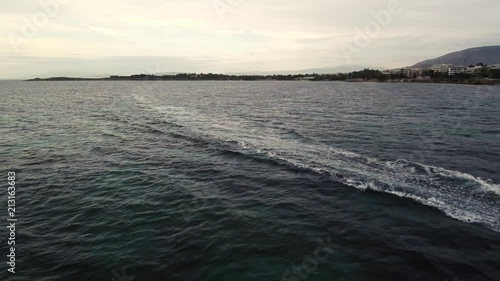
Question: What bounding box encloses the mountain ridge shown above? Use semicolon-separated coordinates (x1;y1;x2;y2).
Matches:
412;46;500;68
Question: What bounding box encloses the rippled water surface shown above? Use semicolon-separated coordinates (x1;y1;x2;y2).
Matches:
1;81;500;281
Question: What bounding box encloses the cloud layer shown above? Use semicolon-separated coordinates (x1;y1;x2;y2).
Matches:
1;0;499;78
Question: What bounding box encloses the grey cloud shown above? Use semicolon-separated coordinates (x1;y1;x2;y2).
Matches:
1;0;499;78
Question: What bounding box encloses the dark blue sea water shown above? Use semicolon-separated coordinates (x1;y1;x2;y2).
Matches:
1;81;499;281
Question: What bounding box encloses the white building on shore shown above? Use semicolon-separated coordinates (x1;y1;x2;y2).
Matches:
448;66;467;76
431;64;453;73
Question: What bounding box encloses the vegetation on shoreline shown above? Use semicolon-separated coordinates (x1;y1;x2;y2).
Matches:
27;68;500;84
28;73;347;81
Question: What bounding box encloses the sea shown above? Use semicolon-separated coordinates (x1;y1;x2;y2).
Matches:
0;80;499;281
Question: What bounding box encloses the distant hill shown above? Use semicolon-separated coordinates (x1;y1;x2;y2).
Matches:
412;46;500;68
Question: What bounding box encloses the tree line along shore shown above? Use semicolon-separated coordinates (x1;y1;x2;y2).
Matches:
27;68;500;85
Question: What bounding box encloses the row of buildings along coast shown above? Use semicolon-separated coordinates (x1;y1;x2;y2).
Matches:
382;63;500;80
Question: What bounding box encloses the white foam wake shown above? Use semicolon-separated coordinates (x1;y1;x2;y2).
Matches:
134;97;500;232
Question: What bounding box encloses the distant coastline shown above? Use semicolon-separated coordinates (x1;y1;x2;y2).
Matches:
26;72;500;85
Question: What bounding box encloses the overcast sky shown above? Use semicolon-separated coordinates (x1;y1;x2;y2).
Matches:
1;0;500;79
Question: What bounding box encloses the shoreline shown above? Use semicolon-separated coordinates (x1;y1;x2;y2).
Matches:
24;77;500;86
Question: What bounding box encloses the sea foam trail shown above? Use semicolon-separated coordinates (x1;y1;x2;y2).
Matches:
255;144;500;232
133;96;500;232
